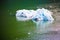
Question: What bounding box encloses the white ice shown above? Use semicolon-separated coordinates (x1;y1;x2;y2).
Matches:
16;8;54;22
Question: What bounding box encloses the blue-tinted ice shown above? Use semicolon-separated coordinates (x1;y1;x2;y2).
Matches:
16;8;54;22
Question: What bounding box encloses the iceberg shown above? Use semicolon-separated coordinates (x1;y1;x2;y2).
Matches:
16;9;36;21
32;8;54;23
16;8;54;22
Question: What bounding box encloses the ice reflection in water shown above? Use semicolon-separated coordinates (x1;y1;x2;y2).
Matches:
17;21;54;40
35;21;54;34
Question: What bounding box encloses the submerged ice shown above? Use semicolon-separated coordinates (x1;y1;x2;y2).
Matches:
16;8;54;22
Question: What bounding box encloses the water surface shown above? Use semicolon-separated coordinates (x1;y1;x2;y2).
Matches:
1;1;60;40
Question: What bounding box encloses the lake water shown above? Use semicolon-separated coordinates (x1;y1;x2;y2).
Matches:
1;1;60;40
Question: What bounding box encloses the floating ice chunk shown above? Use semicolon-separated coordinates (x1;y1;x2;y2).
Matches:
41;8;54;20
16;8;54;22
32;8;54;23
16;9;36;21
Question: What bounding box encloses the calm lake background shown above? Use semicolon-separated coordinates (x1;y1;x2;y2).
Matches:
1;0;60;40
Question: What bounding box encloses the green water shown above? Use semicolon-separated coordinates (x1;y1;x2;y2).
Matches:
1;0;37;40
1;0;60;40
